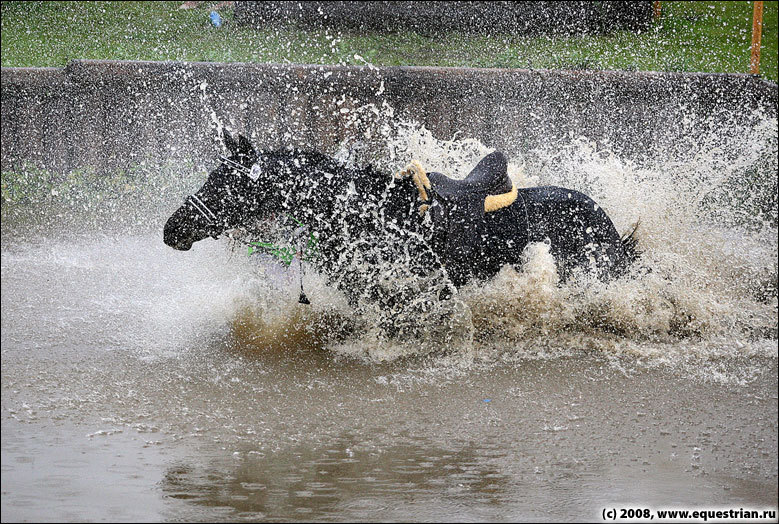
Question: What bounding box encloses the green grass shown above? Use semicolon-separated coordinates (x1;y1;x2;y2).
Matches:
0;161;205;232
0;161;201;207
1;1;776;80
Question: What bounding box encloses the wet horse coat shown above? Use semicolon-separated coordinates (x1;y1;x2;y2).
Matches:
400;151;635;287
163;132;637;312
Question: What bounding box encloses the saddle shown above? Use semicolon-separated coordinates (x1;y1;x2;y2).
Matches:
429;152;517;211
396;151;518;215
396;152;523;274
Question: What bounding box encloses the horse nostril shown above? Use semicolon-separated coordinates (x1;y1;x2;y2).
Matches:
163;218;191;250
163;219;177;247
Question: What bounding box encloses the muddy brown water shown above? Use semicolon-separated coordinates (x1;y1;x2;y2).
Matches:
2;119;777;521
2;228;776;522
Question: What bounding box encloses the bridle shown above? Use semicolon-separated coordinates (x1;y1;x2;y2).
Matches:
218;155;252;176
185;155;254;229
187;193;218;226
184;155;313;304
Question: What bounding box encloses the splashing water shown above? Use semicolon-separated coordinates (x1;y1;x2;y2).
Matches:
2;94;776;524
286;102;775;375
2;98;776;383
196;101;777;385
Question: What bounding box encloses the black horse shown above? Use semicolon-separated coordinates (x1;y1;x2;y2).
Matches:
164;132;637;315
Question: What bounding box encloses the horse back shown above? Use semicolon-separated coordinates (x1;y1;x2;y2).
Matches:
520;186;620;244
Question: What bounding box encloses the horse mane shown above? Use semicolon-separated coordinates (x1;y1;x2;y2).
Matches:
250;148;445;315
260;148;419;230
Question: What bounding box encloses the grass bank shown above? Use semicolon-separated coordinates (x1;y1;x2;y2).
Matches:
1;1;776;81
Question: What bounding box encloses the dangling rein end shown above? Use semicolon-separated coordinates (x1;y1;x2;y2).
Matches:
239;216;319;306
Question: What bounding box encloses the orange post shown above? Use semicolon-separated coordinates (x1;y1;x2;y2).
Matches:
653;1;662;21
750;1;764;75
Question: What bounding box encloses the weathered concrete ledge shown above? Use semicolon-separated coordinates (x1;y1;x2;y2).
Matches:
1;59;776;174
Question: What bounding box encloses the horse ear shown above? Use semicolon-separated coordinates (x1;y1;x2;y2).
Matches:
222;129;239;155
237;134;258;162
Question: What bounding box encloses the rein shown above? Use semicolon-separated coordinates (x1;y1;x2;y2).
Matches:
222;222;316;305
186;155;316;304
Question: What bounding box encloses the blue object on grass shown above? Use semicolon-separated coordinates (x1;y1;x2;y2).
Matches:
210;11;222;27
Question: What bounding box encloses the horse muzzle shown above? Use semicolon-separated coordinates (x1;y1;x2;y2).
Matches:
163;206;217;251
163;218;194;250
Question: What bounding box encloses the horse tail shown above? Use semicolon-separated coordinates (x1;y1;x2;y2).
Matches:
620;219;641;267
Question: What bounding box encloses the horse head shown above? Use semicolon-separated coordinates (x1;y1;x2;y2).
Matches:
163;130;280;250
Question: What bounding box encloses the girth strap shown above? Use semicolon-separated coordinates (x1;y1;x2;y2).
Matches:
484;183;518;212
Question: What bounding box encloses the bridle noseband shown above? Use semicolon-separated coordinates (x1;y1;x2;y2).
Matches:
181;155;314;304
185;155;256;227
187;193;218;225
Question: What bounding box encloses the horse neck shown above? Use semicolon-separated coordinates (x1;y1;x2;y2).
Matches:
276;151;390;231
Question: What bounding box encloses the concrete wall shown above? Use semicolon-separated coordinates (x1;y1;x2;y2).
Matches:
1;59;776;174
